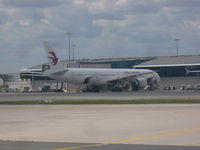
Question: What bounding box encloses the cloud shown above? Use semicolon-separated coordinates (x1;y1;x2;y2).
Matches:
164;0;200;7
0;0;66;8
1;0;200;73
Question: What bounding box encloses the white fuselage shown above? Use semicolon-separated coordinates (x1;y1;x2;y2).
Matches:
48;68;160;86
42;41;160;91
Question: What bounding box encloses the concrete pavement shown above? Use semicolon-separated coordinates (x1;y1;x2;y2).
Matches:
0;104;200;149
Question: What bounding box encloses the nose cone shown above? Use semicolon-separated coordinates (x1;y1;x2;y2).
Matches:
154;71;160;81
152;72;160;88
146;69;160;82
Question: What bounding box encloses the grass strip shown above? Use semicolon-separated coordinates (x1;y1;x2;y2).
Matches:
0;99;200;105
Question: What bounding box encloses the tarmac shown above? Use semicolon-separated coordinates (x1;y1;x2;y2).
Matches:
0;90;200;101
1;141;200;150
0;104;200;150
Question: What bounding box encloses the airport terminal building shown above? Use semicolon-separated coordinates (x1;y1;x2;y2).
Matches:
2;55;200;92
134;55;200;89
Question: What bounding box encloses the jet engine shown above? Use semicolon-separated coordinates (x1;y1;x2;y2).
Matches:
132;78;148;91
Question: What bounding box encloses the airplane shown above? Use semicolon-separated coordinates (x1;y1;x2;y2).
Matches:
41;41;160;92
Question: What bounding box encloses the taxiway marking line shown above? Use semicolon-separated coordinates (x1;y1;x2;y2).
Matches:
54;125;200;150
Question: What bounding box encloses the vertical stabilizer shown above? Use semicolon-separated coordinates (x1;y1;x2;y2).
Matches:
43;41;59;67
43;41;65;74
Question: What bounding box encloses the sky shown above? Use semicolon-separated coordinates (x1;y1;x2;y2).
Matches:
1;0;200;73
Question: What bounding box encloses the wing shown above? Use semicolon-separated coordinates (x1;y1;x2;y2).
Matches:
107;71;153;84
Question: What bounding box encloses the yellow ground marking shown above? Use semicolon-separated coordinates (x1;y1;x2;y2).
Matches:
53;125;200;150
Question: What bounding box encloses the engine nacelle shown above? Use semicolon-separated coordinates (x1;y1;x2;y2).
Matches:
132;78;148;90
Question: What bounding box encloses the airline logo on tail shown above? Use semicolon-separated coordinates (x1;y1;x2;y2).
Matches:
48;52;58;65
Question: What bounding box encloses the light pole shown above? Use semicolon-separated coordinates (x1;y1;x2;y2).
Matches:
175;38;180;56
72;44;76;61
66;32;72;92
67;32;72;63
